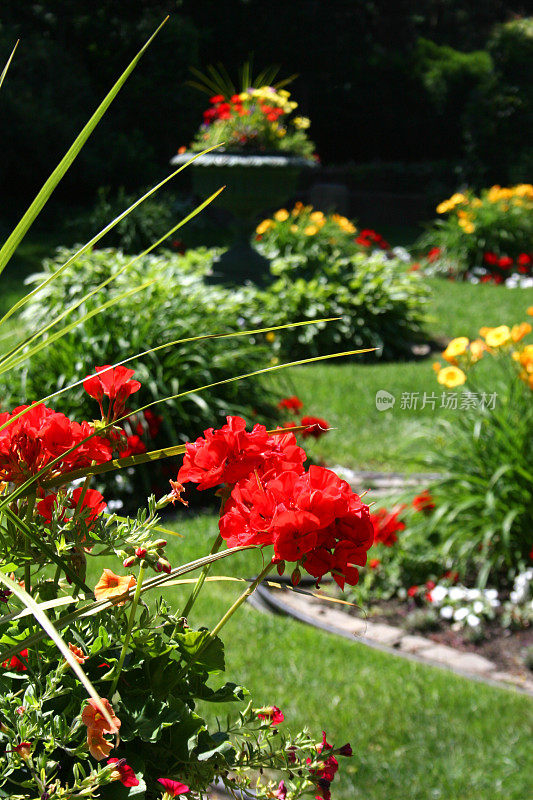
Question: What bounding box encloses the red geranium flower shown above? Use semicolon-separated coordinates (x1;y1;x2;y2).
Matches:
83;366;141;422
407;585;418;597
370;507;405;547
3;648;28;672
37;487;106;529
518;253;532;266
412;490;435;514
278;396;304;412
257;705;284;725
483;251;499;265
209;95;225;104
157;778;190;796
427;247;441;263
177;416;305;490
108;758;139;787
118;434;146;458
301;416;329;439
497;256;513;269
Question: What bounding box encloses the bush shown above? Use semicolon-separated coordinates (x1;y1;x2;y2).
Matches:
417;184;533;280
252;251;429;360
3;247;276;502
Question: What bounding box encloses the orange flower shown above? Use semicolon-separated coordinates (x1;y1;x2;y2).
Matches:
68;643;89;664
527;306;533;316
82;697;121;735
87;728;113;761
94;569;136;605
432;362;442;373
511;322;532;342
469;339;486;362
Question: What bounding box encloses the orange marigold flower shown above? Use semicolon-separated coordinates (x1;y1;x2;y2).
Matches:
527;306;533;316
82;697;121;735
87;728;113;761
94;569;136;605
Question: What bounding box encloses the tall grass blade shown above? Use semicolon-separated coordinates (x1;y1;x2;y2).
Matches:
0;40;18;89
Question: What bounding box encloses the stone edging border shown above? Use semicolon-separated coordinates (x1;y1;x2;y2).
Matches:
251;584;533;697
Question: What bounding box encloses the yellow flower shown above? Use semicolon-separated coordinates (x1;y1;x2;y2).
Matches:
437;366;467;388
442;337;469;364
274;209;290;222
256;219;272;235
290;224;299;233
293;116;311;130
432;362;442;373
292;201;304;215
266;331;276;343
484;325;511;348
436;200;451;214
479;326;493;338
511;322;532;342
458;217;475;233
304;225;318;236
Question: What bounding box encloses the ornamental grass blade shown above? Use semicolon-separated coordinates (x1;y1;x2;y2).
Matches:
0;186;225;369
0;144;223;327
0;18;168;277
0;571;118;733
0;40;18;89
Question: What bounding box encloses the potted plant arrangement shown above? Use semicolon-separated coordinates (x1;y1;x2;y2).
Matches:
171;64;318;282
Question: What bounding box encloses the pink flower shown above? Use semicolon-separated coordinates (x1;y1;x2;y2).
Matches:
107;758;139;787
257;705;284;725
157;778;190;796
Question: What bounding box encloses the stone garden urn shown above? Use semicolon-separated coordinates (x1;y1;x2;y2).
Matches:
170;151;316;284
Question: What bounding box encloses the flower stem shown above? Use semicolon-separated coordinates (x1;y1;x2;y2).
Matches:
207;560;275;644
109;564;145;697
181;533;223;618
24;494;36;594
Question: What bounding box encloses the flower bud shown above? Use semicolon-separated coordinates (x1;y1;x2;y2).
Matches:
153;539;167;549
277;561;285;577
338;743;353;756
122;556;137;568
135;547;147;559
157;558;171;574
291;567;301;586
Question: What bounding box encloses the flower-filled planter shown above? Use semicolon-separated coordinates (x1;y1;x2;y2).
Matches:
172;84;317;283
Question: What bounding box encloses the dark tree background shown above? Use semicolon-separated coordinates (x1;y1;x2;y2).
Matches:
0;0;530;215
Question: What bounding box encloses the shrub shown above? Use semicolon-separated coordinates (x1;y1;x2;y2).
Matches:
252;251;429;360
2;247;275;502
417;184;533;280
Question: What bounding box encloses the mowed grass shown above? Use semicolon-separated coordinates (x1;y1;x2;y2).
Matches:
278;279;533;471
86;514;533;800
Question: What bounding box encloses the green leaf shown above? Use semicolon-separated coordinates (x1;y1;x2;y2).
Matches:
177;630;225;673
0;40;18;90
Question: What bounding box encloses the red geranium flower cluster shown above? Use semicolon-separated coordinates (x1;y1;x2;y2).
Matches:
0;404;112;485
370;506;406;547
178;417;372;587
278;396;304;412
427;247;441;263
301;416;329;439
83;365;141;423
2;648;28;672
412;490;435;514
307;732;352;800
355;228;390;250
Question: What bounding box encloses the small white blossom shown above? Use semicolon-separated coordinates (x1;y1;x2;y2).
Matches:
454;607;469;622
430;585;448;604
466;614;481;627
440;605;454;619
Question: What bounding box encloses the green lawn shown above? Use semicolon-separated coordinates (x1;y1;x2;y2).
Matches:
278;278;533;471
86;513;533;800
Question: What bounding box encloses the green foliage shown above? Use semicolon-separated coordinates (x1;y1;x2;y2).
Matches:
415;37;492;110
253;251;429;360
418;371;533;585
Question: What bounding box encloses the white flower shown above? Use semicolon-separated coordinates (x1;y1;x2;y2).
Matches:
484;589;498;601
466;614;481;627
107;499;124;512
510;591;520;605
466;588;481;600
473;600;484;614
454;607;469;622
430;585;448;604
440;605;454;620
449;587;467;601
